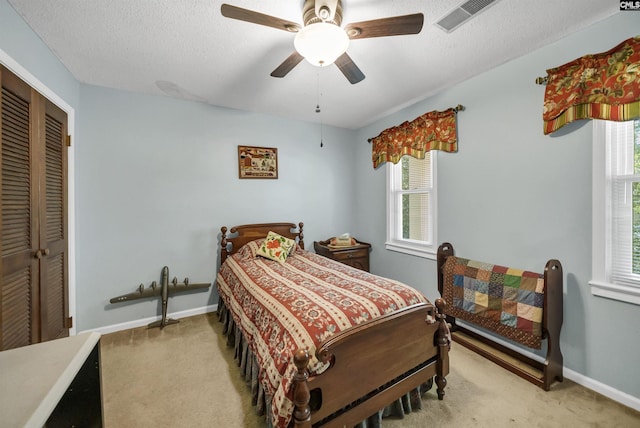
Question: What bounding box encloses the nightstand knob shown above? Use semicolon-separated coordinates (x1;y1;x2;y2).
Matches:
348;253;354;258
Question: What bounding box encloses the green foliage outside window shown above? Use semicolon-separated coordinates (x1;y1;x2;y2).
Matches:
401;157;410;239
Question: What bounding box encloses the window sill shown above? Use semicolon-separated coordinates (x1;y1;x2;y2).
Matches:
385;241;436;260
589;280;640;306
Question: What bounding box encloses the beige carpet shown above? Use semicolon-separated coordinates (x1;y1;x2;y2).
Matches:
100;313;640;427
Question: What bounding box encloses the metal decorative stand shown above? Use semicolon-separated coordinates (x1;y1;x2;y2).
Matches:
109;266;211;329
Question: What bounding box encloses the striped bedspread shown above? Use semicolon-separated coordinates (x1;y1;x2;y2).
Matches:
216;240;428;427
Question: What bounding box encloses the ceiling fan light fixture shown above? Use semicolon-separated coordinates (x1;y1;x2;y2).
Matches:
294;22;349;67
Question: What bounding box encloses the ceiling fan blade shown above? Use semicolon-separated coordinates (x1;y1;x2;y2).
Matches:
271;52;305;78
221;4;301;32
335;53;365;84
344;13;424;39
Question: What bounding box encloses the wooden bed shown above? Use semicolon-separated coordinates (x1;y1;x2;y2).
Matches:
217;222;450;428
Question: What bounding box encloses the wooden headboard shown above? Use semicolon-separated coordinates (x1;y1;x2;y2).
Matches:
219;222;304;263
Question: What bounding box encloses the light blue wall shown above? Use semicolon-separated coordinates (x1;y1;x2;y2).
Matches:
354;12;640;400
75;86;356;330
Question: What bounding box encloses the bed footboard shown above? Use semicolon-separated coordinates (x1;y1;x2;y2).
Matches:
437;242;563;391
292;300;450;427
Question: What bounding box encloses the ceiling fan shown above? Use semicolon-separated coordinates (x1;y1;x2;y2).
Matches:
221;0;424;84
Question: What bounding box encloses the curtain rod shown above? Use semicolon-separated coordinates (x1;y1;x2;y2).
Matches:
535;76;548;85
367;104;465;143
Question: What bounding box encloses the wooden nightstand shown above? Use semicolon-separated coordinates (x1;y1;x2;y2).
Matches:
314;238;371;272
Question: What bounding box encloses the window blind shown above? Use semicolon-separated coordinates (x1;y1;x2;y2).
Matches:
608;120;640;288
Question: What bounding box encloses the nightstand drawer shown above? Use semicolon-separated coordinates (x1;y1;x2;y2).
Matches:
338;256;369;272
330;248;368;261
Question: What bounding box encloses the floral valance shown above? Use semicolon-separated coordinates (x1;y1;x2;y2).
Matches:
542;35;640;135
369;107;459;169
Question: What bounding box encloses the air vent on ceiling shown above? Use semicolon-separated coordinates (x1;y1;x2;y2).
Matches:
435;0;500;33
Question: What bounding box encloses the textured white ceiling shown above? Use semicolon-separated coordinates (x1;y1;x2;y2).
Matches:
7;0;620;129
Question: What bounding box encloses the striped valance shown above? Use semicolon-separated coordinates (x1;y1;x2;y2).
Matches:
542;36;640;135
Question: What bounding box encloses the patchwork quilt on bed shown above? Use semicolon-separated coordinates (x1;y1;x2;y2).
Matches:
442;255;544;349
216;240;429;428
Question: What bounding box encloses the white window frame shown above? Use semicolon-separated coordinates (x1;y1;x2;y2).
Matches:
590;119;640;305
385;153;438;259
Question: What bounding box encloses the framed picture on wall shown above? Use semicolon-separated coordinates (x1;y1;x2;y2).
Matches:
237;145;278;179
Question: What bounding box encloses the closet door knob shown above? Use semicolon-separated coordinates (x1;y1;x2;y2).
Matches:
34;248;50;259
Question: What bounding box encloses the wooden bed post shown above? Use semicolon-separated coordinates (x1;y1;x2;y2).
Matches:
292;349;311;428
220;226;228;264
435;298;449;400
297;222;305;250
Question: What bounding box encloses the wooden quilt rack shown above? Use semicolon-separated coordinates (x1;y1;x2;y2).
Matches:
437;243;563;390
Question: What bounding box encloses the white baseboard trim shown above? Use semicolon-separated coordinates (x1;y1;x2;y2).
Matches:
456;321;640;412
564;366;640;412
79;304;218;336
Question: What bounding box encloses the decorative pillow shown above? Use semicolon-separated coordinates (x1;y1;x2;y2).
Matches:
256;231;296;264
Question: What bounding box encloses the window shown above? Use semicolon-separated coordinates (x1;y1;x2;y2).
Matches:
386;153;437;258
591;119;640;305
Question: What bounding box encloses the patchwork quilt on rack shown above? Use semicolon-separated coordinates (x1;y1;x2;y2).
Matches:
441;255;545;349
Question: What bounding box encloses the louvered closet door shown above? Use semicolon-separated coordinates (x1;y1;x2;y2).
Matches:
39;98;68;342
0;65;69;350
1;69;39;350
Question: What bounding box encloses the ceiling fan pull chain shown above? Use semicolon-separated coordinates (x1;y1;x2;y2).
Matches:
316;66;321;113
317;66;324;147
